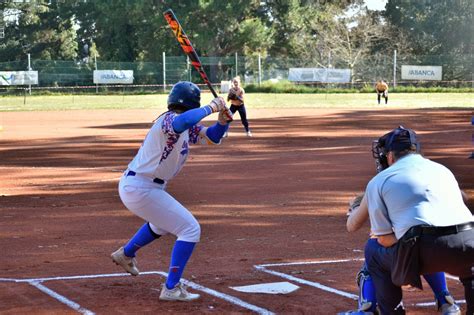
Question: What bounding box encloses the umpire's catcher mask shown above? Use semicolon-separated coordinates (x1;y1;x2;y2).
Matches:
167;81;201;112
372;126;420;172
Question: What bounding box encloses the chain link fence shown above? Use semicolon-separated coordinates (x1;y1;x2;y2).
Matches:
0;52;472;95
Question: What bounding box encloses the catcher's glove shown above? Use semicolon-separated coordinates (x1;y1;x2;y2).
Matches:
347;193;364;216
228;92;239;101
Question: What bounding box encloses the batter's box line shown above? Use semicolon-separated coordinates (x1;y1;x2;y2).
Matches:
253;258;465;308
0;271;274;315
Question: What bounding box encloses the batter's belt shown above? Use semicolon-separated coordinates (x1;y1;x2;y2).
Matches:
126;170;165;185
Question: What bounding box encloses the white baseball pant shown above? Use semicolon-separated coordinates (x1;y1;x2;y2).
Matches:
118;173;201;243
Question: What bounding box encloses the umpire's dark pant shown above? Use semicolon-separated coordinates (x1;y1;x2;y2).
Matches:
365;223;474;315
229;104;250;132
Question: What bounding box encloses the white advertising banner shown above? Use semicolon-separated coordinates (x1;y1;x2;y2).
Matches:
0;71;38;85
288;68;351;83
93;70;134;84
401;65;442;81
220;80;231;93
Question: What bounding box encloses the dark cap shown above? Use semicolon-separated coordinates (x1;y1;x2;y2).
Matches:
379;126;419;152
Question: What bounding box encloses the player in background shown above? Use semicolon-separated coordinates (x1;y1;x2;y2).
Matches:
226;76;252;137
111;81;232;302
375;80;389;105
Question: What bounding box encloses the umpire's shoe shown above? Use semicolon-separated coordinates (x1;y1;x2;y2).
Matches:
111;247;139;276
159;283;200;302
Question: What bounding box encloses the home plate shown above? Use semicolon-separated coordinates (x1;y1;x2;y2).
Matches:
230;282;300;294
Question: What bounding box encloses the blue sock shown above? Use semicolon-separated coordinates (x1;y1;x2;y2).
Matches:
165;240;196;289
123;223;160;257
424;272;448;304
358;263;377;312
360;275;377;311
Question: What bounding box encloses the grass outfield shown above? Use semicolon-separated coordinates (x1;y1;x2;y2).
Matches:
0;93;472;111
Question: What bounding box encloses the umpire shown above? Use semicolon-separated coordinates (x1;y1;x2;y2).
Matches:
363;126;474;314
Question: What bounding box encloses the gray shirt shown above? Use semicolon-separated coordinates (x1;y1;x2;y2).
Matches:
366;154;473;239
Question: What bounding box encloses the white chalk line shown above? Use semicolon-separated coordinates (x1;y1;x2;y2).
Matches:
254;258;466;308
415;299;466;307
0;271;274;315
0;271;142;283
257;258;365;268
255;264;358;300
175;273;275;315
29;281;95;315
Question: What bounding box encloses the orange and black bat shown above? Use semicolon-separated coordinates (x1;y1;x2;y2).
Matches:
163;9;217;98
164;9;232;122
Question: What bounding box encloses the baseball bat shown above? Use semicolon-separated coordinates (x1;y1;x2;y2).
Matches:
163;9;232;122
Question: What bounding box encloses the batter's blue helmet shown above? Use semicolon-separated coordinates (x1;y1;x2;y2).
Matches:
167;81;201;112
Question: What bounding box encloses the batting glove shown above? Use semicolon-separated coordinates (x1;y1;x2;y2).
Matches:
208;97;227;113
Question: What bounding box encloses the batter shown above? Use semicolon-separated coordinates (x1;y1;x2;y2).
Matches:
111;81;232;302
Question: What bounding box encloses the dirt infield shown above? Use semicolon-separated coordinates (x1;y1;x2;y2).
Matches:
0;107;473;314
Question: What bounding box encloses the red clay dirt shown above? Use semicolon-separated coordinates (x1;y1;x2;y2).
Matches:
0;108;473;314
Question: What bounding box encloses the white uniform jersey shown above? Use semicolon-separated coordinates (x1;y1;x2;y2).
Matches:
127;111;203;181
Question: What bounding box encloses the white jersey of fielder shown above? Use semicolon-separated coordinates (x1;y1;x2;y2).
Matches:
127;111;203;181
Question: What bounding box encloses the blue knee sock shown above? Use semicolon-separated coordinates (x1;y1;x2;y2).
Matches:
423;272;448;304
358;263;377;312
360;275;377;312
123;223;160;257
165;240;196;289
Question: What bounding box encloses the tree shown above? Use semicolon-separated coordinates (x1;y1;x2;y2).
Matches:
323;4;390;81
384;0;473;55
262;0;389;80
384;0;473;79
0;1;78;61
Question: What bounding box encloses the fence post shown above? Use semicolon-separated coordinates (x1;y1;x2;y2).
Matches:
393;49;397;88
27;53;32;95
95;54;98;93
187;56;191;81
163;52;166;92
258;53;262;86
470;115;474;159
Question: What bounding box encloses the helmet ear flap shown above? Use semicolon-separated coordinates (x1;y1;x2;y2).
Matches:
167;104;188;113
